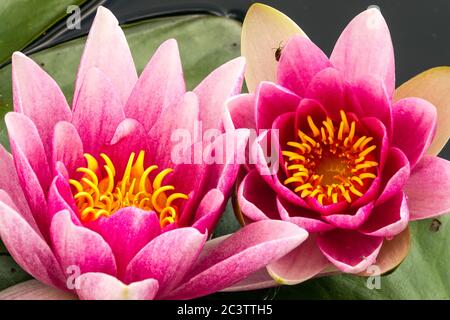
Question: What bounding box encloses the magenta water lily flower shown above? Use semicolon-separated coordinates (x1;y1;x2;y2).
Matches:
225;5;450;285
0;7;308;300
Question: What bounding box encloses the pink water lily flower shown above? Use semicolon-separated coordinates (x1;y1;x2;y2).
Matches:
225;5;450;286
0;7;308;300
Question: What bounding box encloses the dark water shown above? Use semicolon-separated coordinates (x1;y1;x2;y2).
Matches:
26;0;450;158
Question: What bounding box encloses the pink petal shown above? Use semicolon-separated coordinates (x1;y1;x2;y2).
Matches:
255;81;301;129
74;6;137;106
221;268;278;292
267;234;330;285
147;91;199;169
0;146;35;229
52;121;84;176
125;227;206;297
317;229;383;274
277;35;331;96
192;188;226;234
392;97;437;168
322;202;374;230
351;75;392;135
404;155;450;220
50;210;117;276
0;201;66;289
77;273;158;300
0;280;77;300
330;8;395;97
166;220;308;299
124;39;185;132
377;147;410;205
90;208;161;278
276;197;334;232
238;169;279;221
194;57;245;131
72;68;125;155
5;112;51;191
223;94;256;131
360;192;409;237
12;52;71;156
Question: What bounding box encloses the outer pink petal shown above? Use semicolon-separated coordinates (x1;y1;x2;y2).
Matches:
276;197;334;232
5;112;51;191
52;121;84;176
255;81;301;129
124;39;185;132
0;200;66;290
90;208;161;278
147;91;199;169
330;8;395;97
72;68;125;155
166;220;308;300
317;230;383;274
267;234;330;285
277;35;331;96
194;57;245;131
223;94;256;131
238;169;279;221
0;146;36;229
221;268;278;292
0;280;77;300
12;52;71;156
50;210;117;276
359;192;409;237
392;97;437;168
404;155;450;220
74;6;137;106
125;227;207;297
322;202;374;230
192;188;226;234
77;273;158;300
377;147;410;205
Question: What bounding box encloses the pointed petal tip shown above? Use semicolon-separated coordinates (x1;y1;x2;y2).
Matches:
95;5;118;24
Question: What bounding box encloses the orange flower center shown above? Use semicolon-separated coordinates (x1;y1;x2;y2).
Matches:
282;110;378;206
69;151;188;226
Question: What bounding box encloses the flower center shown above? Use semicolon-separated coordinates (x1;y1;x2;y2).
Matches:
282;110;378;207
69;151;188;226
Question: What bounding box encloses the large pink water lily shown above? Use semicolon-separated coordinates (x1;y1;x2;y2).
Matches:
225;5;450;286
0;7;309;300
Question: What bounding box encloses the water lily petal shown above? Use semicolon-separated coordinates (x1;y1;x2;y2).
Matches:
192;188;226;234
12;52;71;157
317;229;383;274
91;208;161;277
124;39;185;132
277;36;331;97
255;81;301;130
267;234;330;285
72;67;125;155
360;192;409;237
50;210;117;276
221;267;277;292
404;155;450;220
330;8;395;97
125;227;206;297
0;200;66;289
223;94;256;131
52;121;84;176
74;6;137;106
394;67;450;156
194;57;245;132
392;97;437;168
322;202;374;230
0;280;77;300
77;273;159;300
166;220;308;299
377;147;410;205
241;3;307;92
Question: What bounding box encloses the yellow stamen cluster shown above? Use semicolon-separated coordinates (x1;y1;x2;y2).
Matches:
282;110;378;207
69;151;188;227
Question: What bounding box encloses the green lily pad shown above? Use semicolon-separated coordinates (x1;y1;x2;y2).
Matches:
0;0;86;65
